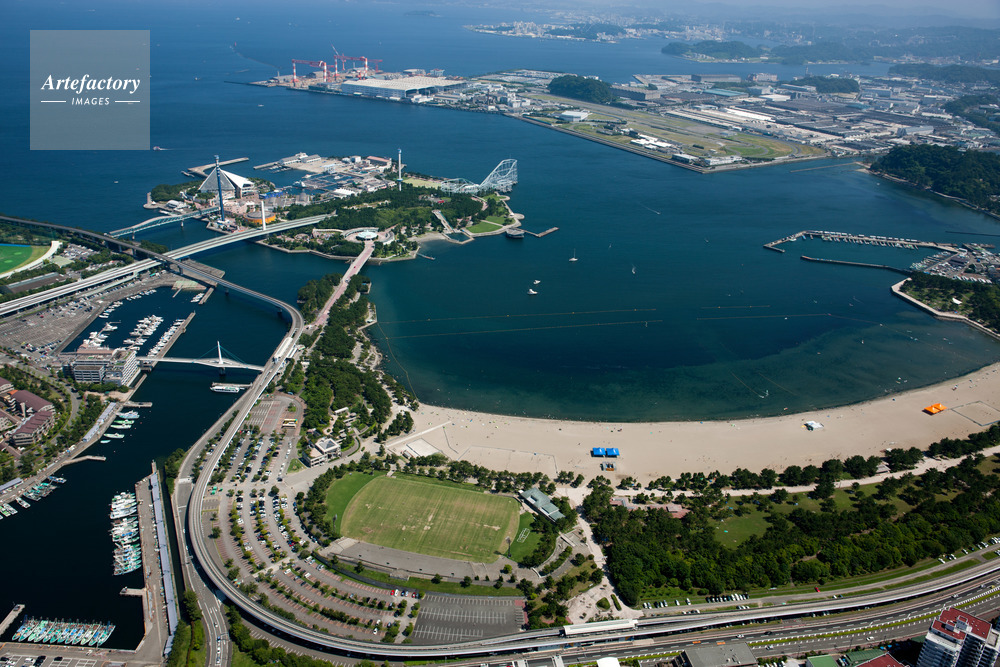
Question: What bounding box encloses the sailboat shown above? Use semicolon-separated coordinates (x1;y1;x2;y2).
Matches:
528;288;538;295
569;250;578;262
533;280;541;285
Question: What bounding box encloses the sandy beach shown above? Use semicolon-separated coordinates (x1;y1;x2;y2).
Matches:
390;362;1000;484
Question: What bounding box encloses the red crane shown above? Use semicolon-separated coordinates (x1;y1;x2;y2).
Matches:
291;59;328;84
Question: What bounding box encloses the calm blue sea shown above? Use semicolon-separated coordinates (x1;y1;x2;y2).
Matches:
1;1;1000;643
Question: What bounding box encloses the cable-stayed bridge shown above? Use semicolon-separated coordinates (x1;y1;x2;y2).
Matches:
138;341;264;373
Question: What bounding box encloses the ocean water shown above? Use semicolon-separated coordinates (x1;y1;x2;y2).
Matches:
2;0;1000;641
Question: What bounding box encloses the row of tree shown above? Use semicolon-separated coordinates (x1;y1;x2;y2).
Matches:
296;272;341;323
588;431;1000;606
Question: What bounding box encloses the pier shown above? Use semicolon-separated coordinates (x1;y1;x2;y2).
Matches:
63;455;106;465
0;604;25;636
524;226;559;238
186;156;249;179
124;401;153;408
145;312;196;363
800;255;912;276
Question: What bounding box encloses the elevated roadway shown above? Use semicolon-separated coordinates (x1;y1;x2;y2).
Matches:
0;213;330;318
109;206;220;238
163;215;329;260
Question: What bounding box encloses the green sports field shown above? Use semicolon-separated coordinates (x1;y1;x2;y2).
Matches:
0;244;48;275
340;476;520;563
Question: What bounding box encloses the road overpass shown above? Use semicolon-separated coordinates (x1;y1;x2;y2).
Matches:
109;206;220;238
0;213;331;318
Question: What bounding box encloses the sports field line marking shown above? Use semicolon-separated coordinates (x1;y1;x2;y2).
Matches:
517;528;529;542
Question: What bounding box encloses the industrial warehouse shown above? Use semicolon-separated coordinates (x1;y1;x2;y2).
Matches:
253;56;467;103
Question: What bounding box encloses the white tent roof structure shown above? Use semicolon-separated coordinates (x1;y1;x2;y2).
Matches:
199;167;254;195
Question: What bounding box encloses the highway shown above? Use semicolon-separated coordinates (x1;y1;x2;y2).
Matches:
0;213;331;317
163;215;329;260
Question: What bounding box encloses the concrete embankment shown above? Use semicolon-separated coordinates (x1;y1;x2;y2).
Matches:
891;279;1000;343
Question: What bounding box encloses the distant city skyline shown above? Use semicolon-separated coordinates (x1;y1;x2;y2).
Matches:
432;0;1000;23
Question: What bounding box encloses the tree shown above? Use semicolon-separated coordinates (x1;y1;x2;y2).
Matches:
181;589;202;622
461;576;472;588
548;75;617;104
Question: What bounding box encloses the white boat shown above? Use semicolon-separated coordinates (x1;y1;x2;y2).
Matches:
210;384;242;394
527;289;538;295
533;280;540;285
569;250;578;262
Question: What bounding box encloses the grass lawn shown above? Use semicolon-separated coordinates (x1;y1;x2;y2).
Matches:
187;620;207;667
485;215;509;225
0;244;47;274
466;221;502;234
507;512;541;562
341;476;519;562
403;177;440;188
286;458;304;474
324;472;379;533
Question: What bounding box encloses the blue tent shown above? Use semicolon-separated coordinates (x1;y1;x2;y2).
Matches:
591;447;606;457
606;448;620;457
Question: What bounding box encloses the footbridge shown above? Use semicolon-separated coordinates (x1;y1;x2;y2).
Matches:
139;342;265;373
109;206;220;238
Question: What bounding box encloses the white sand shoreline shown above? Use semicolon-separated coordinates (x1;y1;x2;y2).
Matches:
394;362;1000;484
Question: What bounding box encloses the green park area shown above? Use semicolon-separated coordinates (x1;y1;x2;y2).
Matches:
466;220;504;233
0;244;48;275
338;475;520;562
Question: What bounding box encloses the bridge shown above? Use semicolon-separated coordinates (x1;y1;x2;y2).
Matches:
0;214;327;318
162;214;329;260
139;342;265;372
109;206;220;238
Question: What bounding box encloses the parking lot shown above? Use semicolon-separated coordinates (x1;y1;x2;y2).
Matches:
2;654;99;667
412;595;525;645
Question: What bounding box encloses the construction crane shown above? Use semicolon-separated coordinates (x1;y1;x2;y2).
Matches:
328;54;382;79
291;59;328;84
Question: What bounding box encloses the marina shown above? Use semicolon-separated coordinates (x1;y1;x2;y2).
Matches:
109;491;141;575
11;618;115;647
763;229;955;253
